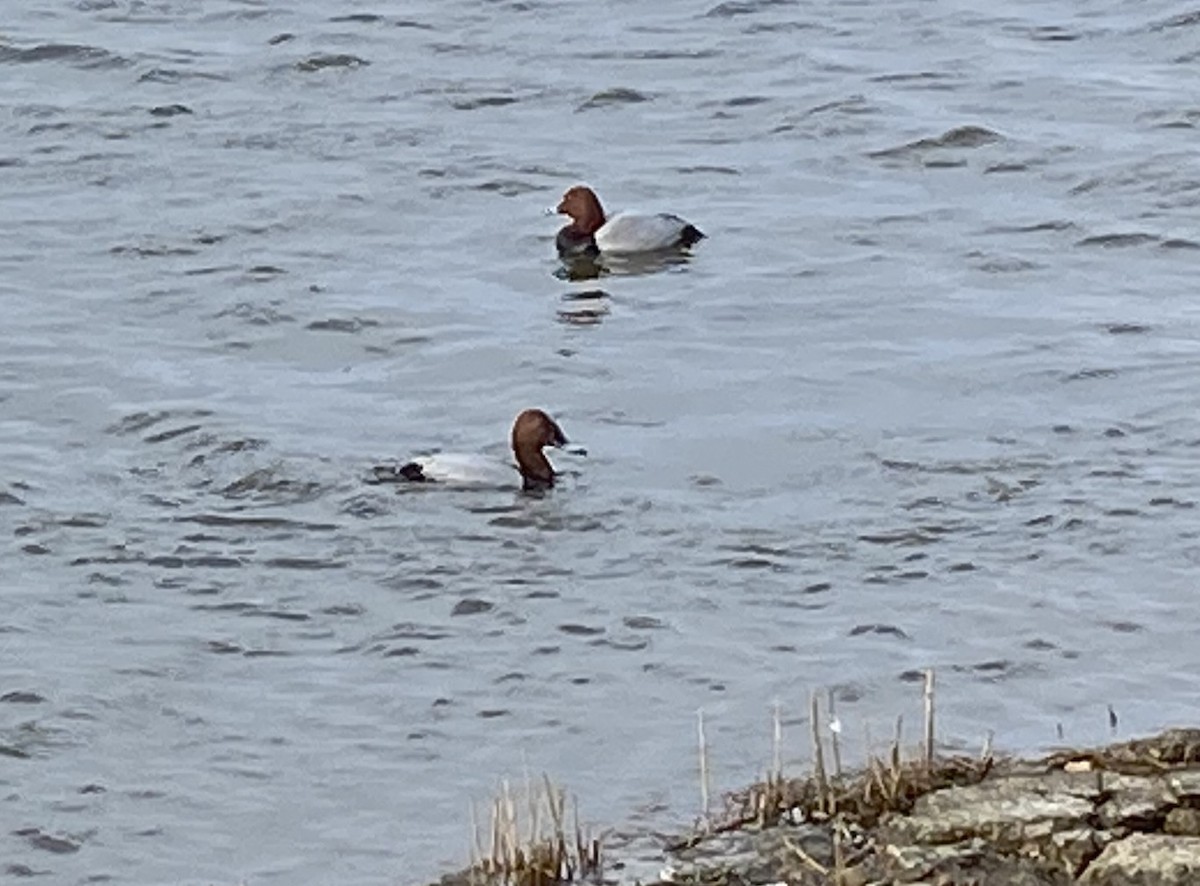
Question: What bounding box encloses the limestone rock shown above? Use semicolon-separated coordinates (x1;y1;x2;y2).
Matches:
1047;827;1109;877
1164;807;1200;837
1080;833;1200;885
1168;770;1200;802
1093;773;1174;830
882;773;1097;849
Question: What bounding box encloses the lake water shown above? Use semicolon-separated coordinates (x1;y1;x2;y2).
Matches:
3;0;1200;882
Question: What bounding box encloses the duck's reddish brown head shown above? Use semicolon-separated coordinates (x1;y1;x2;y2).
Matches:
556;186;606;235
511;408;569;490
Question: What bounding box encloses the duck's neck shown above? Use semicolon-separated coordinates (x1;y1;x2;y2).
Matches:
516;448;555;490
571;195;606;236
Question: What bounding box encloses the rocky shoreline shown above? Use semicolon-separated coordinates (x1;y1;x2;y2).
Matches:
435;728;1200;886
654;727;1200;885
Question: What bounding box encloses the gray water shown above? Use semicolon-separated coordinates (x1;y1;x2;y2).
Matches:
3;0;1200;882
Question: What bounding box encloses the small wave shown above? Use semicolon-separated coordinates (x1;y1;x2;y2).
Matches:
174;513;335;532
246;264;285;278
148;554;242;569
220;468;324;503
1062;367;1118;382
713;556;791;572
214;301;295;327
473;178;543;196
623;615;667;630
952;658;1043;683
137;67;228;83
985;162;1028;173
451;598;494;616
675;164;740;175
451;95;521;110
148;104;192;117
985;219;1077;235
869;70;956;84
144;423;203;444
744;20;825;33
858;523;960;546
1012;25;1083;42
306;317;381;333
294;54;370;73
329;13;386;23
1105;323;1151;335
849;623;909;639
706;0;797;17
374;623;452;642
805;95;877;116
576;88;651;112
0;42;127;69
1148;9;1200;31
1075;232;1160;248
263;558;345;571
15;827;81;854
558;623;605;636
106;409;211;436
110;242;199;258
582;48;721;60
868;125;1003;161
967;252;1040;273
558;289;610;327
1;691;45;704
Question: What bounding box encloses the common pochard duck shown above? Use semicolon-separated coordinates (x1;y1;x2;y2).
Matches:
554;185;705;258
386;409;582;491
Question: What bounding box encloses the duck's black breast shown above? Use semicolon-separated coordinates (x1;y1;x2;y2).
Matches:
556;225;599;258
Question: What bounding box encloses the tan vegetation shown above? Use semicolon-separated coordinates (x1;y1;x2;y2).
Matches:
453;775;602;886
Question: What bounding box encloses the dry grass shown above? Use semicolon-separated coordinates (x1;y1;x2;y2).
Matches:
738;669;995;830
670;668;997;854
732;739;995;832
463;775;602;886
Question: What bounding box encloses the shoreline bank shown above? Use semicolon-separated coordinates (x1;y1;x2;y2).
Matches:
432;724;1200;886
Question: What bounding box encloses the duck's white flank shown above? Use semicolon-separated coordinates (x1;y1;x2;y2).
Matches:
407;453;516;486
594;212;696;255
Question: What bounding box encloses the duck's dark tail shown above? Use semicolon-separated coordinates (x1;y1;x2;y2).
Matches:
397;462;427;482
679;224;705;248
368;461;431;484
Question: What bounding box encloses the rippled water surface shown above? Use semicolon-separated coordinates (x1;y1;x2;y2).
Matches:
4;0;1200;882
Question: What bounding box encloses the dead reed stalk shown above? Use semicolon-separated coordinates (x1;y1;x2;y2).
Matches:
828;688;843;779
772;700;783;781
810;690;829;815
923;669;935;771
697;708;711;824
468;776;601;886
